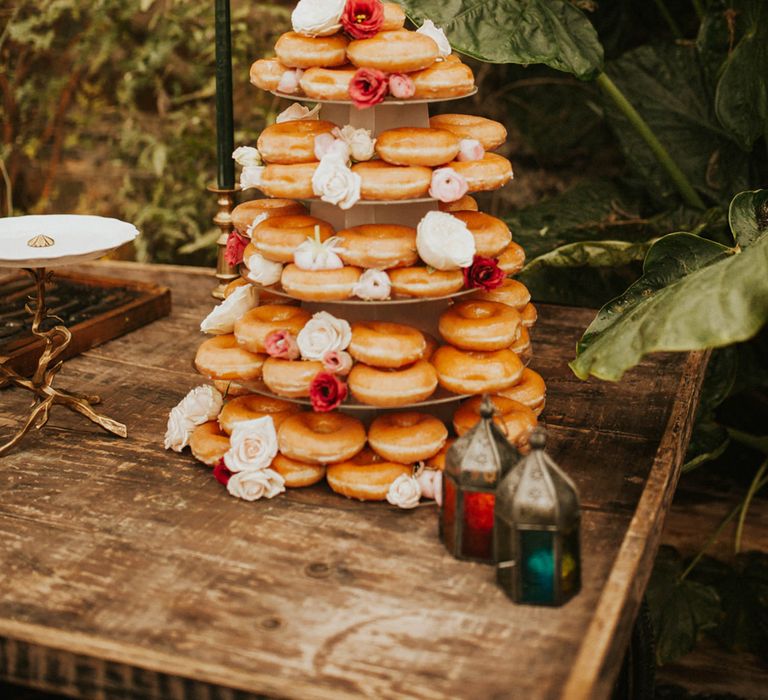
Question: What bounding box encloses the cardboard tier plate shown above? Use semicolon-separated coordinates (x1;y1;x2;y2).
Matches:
0;270;171;376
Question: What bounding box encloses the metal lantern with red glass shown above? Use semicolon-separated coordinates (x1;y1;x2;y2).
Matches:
440;396;520;563
494;427;581;606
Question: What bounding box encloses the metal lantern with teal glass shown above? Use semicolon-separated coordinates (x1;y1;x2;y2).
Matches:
440;396;520;563
494;427;581;605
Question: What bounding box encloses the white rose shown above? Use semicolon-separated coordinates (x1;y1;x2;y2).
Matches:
291;0;345;36
296;310;351;360
200;284;258;334
163;385;223;452
246;253;283;286
353;268;391;300
311;154;361;210
314;133;350;162
240;165;266;191
245;213;268;238
277;68;304;94
416;211;475;270
417;20;451;57
386;474;422;509
227;468;285;501
224;416;279;472
293;234;344;270
333;125;376;162
276;102;322;123
457;138;485;162
232;146;262;167
164;406;194;452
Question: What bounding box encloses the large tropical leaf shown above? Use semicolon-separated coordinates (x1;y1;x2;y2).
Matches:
570;190;768;381
396;0;603;79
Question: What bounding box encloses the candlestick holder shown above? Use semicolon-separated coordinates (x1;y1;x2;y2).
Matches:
208;184;240;300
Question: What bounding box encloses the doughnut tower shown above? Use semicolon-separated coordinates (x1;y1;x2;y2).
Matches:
184;1;548;505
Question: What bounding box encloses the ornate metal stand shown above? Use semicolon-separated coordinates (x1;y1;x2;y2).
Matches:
209;184;240;300
0;268;127;456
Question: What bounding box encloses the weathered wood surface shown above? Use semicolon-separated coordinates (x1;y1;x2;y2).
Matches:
0;261;708;700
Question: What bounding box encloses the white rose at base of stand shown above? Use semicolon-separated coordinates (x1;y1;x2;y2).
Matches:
200;284;258;334
276;102;322;123
296;310;352;361
353;269;391;300
164;407;192;452
311;154;361;210
239;165;266;191
333;125;376;162
416;211;475;270
416;468;443;506
246;253;283;286
232;146;262;167
277;68;304;94
291;0;345;36
224;416;279;473
163;385;223;452
417;20;451;57
386;474;422;509
227;468;285;501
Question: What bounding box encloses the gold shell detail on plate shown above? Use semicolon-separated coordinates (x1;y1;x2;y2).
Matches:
27;234;55;248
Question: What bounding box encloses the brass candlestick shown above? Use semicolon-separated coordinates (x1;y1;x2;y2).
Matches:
0;267;127;456
208;184;240;299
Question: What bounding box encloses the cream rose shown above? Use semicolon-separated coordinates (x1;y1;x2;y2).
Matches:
277;68;304;94
200;284;258;334
314;133;350;162
227;468;285;501
297;310;351;360
163;407;191;452
311;154;361;209
245;212;268;238
163;385;223;452
333;125;376;162
224;416;279;472
239;165;266;191
429;167;469;202
276;102;322;123
416;211;475;270
291;0;345;36
232;146;262;167
246;253;283;286
417;20;451;57
353;268;391;300
457;138;485;162
386;474;422;509
416;468;443;506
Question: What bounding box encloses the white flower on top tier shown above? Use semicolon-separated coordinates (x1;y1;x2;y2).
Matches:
224;416;279;472
276;102;322;123
277;68;304;94
227;468;285;501
200;284;258;335
416;211;475;270
333;125;376;162
164;385;223;452
232;146;265;191
386;474;422;509
311;154;361;210
297;311;351;361
293;226;344;270
291;0;345;37
353;269;391;300
246;253;283;286
417;20;451;57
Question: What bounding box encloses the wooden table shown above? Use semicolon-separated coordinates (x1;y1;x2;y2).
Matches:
0;262;707;700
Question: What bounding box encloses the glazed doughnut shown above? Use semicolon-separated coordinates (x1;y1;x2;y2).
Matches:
275;32;349;69
368;412;448;463
259;162;318;199
448;153;513;192
471;278;530;310
195;335;266;381
278;412;366;464
411;59;475;99
213;379;251;397
429;114;507;151
251;215;334;263
250;58;291;91
257;120;337;164
352;161;432;200
347;30;439;73
497;241;526;275
382;2;406;30
375;128;460;167
521;302;538;328
299;66;357;100
451;211;512;257
498;368;546;416
336;224;417;269
280;264;362;301
189;421;230;466
218;395;302;435
262;358;324;398
348;321;426;368
510;326;532;365
326;448;411;501
426;438;454;471
388;266;464;297
438;301;522;351
421;333;440;361
223;278;248;298
234;305;311;353
271;453;326;488
439;194;478;212
431;345;523;394
348;360;438;407
453;395;537;448
233;199;307;236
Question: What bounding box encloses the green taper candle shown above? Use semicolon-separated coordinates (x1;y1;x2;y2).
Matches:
214;0;235;189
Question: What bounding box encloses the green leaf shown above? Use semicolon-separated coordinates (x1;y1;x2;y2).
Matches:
397;0;603;79
730;188;768;248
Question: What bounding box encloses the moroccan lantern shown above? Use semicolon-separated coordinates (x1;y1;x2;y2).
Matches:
440;396;520;563
494;427;581;605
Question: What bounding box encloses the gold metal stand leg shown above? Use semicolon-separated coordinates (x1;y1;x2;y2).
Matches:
0;268;128;457
208;184;240;300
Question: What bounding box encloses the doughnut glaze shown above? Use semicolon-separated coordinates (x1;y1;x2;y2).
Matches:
497;241;526;275
521;302;538;328
300;66;357;100
327;448;411;501
453;395;537;448
218;395;302;435
368;412;448;463
234;305;311;353
195;335;266;381
471;278;530;310
262;358;324;398
275;32;349;69
498;368;546;416
271;453;326;487
431;345;523;394
451;211;511;257
349;321;426;368
251;215;334;263
388;266;464;297
438;301;522;351
449;153;513;192
411;59;475;99
348;360;438;407
429;114;507;151
250;58;291;91
278;412;366;464
257;120;337;164
190;421;230;466
439;194;478;212
381;2;406;30
347;30;439;73
352;161;432;200
260;162;318;199
375;128;460;167
280;264;362;301
336;224;417;269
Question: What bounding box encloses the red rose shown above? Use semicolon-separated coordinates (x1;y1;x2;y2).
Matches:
225;230;249;267
213;459;233;486
341;0;384;39
348;68;388;109
463;255;505;291
309;371;348;412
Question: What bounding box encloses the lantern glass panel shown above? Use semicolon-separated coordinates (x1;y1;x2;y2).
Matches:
441;474;457;552
494;519;515;591
461;490;496;560
520;530;555;604
561;525;581;597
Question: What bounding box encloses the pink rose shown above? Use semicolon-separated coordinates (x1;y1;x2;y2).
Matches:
388;73;415;99
264;330;300;360
463;255;505;291
225;230;249;267
416;468;442;506
278;69;304;94
348;68;388;109
322;350;353;375
341;0;384;39
457;138;485;162
213;459;233;486
309;371;348;412
429;167;469;202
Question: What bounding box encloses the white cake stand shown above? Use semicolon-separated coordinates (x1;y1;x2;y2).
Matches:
0;215;139;455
